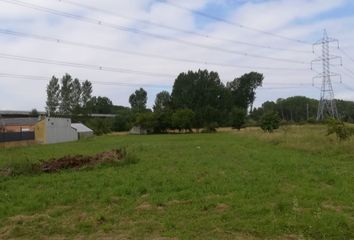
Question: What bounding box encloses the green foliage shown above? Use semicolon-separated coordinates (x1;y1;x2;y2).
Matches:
227;72;263;110
201;122;218;133
46;76;60;115
86;118;113;135
81;80;93;108
129;88;147;113
135;112;157;133
260;111;280;133
171;70;230;128
153;91;171;112
171;109;195;132
70;78;82;114
327;118;354;141
251;96;319;123
30;109;39;117
230;107;247;130
59;74;74;114
112;109;134;132
86;96;113;114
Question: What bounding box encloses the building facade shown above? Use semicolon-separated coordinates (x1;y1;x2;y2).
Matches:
35;117;78;144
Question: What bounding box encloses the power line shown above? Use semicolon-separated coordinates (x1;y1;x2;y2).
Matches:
0;72;171;89
0;0;308;65
0;29;309;72
258;86;309;90
343;66;354;78
339;48;354;62
0;72;312;91
0;53;175;78
156;0;311;45
56;0;311;54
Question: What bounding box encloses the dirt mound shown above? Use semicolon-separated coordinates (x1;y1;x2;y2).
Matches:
40;149;125;173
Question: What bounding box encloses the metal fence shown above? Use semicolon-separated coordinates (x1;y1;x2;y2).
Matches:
0;132;35;142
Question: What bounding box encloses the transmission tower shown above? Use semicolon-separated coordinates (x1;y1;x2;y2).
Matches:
311;30;342;121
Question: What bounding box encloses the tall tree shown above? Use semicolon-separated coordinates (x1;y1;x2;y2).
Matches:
81;80;93;107
129;88;147;113
227;72;263;111
59;73;73;114
171;70;227;128
153;91;171;112
46;76;60;115
71;78;82;114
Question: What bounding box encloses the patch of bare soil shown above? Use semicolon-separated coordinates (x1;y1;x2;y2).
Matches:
136;202;153;211
215;203;230;212
40;149;125;173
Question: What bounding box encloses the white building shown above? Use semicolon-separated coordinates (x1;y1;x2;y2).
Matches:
35;117;78;144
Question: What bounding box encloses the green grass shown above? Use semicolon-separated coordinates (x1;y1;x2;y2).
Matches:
0;125;353;239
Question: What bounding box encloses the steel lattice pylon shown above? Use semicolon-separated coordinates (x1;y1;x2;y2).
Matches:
311;30;342;121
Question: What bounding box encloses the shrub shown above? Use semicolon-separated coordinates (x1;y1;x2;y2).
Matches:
327;118;354;141
86;118;112;135
260;112;280;133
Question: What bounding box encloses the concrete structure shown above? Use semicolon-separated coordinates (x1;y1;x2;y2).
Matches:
0;118;38;133
71;123;94;139
35;117;78;144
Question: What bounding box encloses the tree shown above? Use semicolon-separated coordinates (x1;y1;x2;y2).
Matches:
260;112;280;133
59;74;73;115
135;112;157;133
227;72;263;111
71;78;82;114
81;80;93;108
230;107;247;130
46;76;60;115
171;70;228;128
129;88;147;113
86;118;112;135
172;109;195;132
250;96;319;123
86;96;113;114
30;109;39;117
153;91;171;112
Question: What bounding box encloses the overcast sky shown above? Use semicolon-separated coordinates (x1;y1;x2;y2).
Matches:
0;0;354;111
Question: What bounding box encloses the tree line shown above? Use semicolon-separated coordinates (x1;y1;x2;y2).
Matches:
46;70;354;134
127;70;263;132
251;96;354;123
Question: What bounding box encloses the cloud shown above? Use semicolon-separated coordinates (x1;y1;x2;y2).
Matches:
0;0;353;110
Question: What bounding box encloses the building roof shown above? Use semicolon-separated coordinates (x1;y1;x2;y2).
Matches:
71;123;93;133
0;110;45;116
0;118;38;126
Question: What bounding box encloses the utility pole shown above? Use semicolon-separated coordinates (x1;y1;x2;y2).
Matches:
311;30;342;121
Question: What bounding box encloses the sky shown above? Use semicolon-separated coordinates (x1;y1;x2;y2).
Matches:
0;0;354;111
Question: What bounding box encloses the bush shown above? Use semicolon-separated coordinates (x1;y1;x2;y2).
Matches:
260;112;280;133
112;114;133;132
327;118;354;141
135;112;157;133
86;118;113;135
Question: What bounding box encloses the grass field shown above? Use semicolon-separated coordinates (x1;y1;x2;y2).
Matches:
0;125;353;239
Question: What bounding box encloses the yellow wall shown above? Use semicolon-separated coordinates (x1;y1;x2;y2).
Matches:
34;120;46;144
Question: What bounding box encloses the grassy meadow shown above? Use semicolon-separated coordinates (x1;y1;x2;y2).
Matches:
0;125;353;239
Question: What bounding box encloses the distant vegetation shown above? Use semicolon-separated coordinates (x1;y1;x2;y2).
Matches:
45;70;354;134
